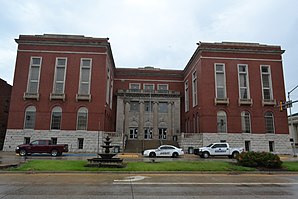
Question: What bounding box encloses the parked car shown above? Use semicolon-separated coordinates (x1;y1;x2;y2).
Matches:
194;143;244;159
143;145;184;158
16;140;69;157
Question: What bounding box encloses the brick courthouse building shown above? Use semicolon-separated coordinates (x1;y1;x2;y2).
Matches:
3;34;291;154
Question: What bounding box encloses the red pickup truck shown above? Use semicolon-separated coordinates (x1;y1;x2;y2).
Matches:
16;140;69;157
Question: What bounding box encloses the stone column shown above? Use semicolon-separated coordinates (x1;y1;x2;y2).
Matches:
153;101;158;139
124;100;130;138
167;101;173;139
138;100;144;140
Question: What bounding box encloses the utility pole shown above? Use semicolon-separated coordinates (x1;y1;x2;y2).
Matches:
288;85;298;157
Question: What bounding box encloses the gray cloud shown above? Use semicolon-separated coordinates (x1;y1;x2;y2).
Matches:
1;0;298;111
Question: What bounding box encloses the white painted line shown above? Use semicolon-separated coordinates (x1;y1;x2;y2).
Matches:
113;182;298;185
114;175;149;182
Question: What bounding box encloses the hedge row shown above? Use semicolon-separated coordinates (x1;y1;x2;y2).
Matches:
236;151;282;168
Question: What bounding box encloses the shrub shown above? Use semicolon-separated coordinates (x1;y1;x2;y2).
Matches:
236;151;282;169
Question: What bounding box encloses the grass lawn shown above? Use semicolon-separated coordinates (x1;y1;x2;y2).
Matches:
10;160;257;172
8;160;298;172
282;161;298;171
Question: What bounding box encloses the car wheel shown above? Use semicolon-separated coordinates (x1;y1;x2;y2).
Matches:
19;149;27;156
232;151;239;159
202;152;210;158
172;152;179;158
149;152;156;158
51;149;59;157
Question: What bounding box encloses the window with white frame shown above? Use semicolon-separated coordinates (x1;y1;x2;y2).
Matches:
129;83;140;92
129;128;138;139
106;67;110;104
241;111;251;133
24;106;36;129
159;128;167;139
238;64;250;99
78;58;92;95
109;79;113;109
144;84;154;92
27;57;42;94
53;58;67;94
77;107;88;130
265;111;275;133
217;111;227;133
261;65;273;100
50;106;62;130
215;64;226;99
157;84;168;93
192;71;198;106
185;81;189;112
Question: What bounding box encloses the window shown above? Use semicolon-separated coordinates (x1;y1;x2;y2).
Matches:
144;84;154;92
24;137;30;144
78;138;84;149
144;128;153;139
50;107;62;130
269;141;275;152
157;84;168;93
265;112;275;133
238;64;250;99
53;58;67;94
261;65;273;100
79;58;92;95
241;111;251;133
77;107;88;130
129;128;138;139
27;57;42;94
24;57;41;100
129;83;140;92
215;64;226;99
159;128;167;140
245;141;251;151
130;102;139;112
24;106;36;129
106;67;110;104
192;71;198;107
144;101;153;112
51;137;57;145
217;111;227;133
158;102;168;113
109;79;113;109
185;81;189;112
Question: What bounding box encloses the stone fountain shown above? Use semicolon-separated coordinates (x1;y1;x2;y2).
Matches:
86;135;124;168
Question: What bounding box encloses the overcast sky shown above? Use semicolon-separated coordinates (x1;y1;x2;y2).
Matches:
1;0;298;112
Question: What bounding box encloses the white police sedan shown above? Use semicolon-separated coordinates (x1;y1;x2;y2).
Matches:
143;145;184;158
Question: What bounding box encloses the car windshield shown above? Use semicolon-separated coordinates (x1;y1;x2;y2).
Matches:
206;144;213;147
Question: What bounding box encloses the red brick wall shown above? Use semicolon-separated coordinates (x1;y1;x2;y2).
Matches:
8;35;115;131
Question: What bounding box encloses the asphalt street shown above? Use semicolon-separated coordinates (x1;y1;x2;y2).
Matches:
0;173;298;199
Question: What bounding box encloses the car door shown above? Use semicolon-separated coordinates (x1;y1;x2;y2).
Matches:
27;140;40;153
157;146;171;157
211;144;228;155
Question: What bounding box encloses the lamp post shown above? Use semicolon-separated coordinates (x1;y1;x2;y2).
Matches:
288;85;298;157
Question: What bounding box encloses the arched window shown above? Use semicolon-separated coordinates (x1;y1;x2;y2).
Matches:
51;106;62;130
77;107;88;130
265;111;275;133
24;106;36;129
241;111;251;133
217;111;227;133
